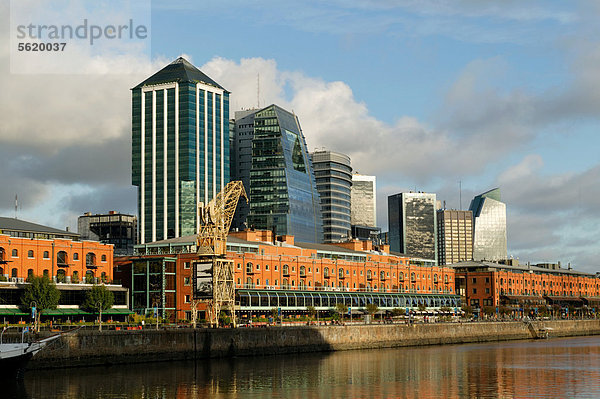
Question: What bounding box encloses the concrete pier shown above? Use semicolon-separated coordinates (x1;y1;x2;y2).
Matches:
28;320;600;369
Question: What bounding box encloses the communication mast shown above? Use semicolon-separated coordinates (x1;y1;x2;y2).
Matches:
192;181;248;327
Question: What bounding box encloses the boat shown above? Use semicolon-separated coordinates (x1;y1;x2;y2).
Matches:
0;329;64;379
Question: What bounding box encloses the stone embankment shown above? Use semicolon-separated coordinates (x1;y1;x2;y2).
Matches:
28;320;600;369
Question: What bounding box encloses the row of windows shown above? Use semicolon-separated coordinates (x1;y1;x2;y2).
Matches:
0;267;107;282
0;248;105;264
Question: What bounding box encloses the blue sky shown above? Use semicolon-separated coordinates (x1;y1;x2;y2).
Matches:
1;1;599;272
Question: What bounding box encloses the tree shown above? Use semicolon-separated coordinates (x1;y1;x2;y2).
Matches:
335;303;348;322
306;305;316;321
365;303;379;322
418;303;427;312
461;305;473;319
483;306;496;318
392;308;405;317
20;275;60;331
82;285;114;313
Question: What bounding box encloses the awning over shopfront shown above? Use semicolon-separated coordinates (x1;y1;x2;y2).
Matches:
501;295;546;305
544;295;585;305
0;308;28;316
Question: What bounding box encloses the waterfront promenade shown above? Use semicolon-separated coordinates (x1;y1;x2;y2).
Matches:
23;319;600;369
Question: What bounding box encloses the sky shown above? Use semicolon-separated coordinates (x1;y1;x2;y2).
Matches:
0;1;599;273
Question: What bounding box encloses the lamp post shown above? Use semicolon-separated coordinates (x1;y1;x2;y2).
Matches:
96;300;102;331
152;301;159;330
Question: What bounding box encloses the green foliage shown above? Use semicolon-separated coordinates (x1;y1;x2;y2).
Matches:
483;306;496;316
392;308;405;316
418;303;427;312
306;305;316;319
20;275;60;313
365;303;379;315
82;285;114;312
335;303;348;316
271;307;279;318
440;306;452;313
461;305;473;318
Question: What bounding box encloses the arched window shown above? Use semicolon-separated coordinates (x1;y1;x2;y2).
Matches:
56;269;66;283
444;275;448;283
72;271;79;283
101;254;107;262
411;272;416;282
282;264;289;275
101;272;107;282
265;279;270;286
300;280;306;289
86;253;96;267
43;251;49;259
282;279;288;289
367;270;372;279
339;268;344;279
399;272;404;281
0;247;4;261
380;270;385;280
73;253;79;261
324;267;329;278
246;262;253;273
43;269;49;278
246;277;253;288
85;270;94;283
433;274;438;284
12;249;18;257
27;269;34;281
11;268;18;278
28;250;34;258
0;267;4;275
300;266;306;277
57;251;68;266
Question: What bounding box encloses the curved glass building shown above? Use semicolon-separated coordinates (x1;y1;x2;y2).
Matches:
311;150;352;243
232;105;323;243
469;188;507;262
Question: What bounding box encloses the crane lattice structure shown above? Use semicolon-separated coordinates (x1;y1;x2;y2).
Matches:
194;180;248;327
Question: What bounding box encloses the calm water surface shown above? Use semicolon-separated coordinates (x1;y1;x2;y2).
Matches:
13;335;600;398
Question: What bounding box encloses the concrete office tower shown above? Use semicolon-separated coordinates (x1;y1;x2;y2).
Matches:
388;192;437;262
78;211;137;256
132;57;230;244
469;188;507;262
437;209;473;265
311;150;352;243
351;174;377;228
231;104;323;243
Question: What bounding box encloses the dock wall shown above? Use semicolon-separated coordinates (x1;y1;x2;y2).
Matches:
28;320;600;369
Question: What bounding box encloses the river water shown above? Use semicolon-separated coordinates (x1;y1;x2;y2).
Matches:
12;335;600;398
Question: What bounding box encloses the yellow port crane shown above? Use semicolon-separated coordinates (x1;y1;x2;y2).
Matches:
193;180;248;328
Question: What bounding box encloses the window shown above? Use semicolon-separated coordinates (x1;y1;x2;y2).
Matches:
472;288;477;294
472;278;477;284
57;251;68;266
101;255;107;262
324;267;329;278
184;295;190;304
43;251;49;259
27;269;34;281
237;263;241;269
43;269;49;278
0;248;4;261
72;271;79;283
56;269;66;283
184;277;191;286
11;249;18;257
265;265;269;271
339;268;345;279
27;250;34;258
300;266;306;277
73;253;79;261
282;264;289;275
246;262;253;273
86;253;96;267
184;262;190;269
11;268;18;278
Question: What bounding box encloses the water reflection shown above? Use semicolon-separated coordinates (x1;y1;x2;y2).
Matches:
18;336;600;398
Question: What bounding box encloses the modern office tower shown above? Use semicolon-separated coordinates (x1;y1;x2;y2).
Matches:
230;109;260;231
311;150;352;243
436;209;473;265
132;57;230;244
388;192;437;262
231;104;323;243
469;188;507;262
351;174;377;228
78;211;137;256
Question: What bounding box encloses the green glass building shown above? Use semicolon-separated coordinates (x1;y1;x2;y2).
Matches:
231;105;323;243
132;57;230;244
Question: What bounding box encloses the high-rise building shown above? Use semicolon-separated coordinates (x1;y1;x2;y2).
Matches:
469;188;507;262
78;211;137;256
388;192;437;262
311;150;352;243
230;104;323;243
436;209;473;265
132;57;230;244
351;174;377;228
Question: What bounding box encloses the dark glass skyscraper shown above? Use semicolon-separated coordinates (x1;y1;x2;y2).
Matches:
230;105;323;243
132;57;230;243
388;192;437;261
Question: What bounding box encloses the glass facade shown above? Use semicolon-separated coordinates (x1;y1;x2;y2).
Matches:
233;105;323;243
311;151;352;243
132;58;230;244
469;188;507;262
388;193;437;262
437;210;473;265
